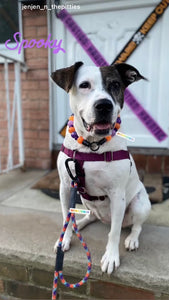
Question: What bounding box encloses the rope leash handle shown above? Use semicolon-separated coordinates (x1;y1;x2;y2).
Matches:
52;212;92;299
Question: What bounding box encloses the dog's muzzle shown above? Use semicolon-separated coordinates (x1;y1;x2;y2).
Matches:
82;99;114;135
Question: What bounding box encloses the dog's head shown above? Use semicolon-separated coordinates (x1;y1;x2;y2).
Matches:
51;62;145;138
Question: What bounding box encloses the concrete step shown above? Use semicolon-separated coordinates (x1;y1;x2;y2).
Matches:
0;170;169;299
0;201;169;299
0;169;47;203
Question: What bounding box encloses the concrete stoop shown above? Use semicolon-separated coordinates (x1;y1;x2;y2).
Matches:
0;203;169;300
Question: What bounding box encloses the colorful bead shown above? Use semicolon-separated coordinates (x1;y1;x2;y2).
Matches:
68;126;75;133
77;136;84;144
68;120;74;127
105;135;112;141
69;115;74;121
111;130;116;137
71;131;78;140
117;116;121;124
115;123;120;130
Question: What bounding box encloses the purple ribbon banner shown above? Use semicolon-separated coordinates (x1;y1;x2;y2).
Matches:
57;9;167;142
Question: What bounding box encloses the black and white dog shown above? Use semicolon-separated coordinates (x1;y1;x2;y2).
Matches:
51;62;151;274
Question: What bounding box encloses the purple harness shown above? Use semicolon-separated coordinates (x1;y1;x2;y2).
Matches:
61;145;130;201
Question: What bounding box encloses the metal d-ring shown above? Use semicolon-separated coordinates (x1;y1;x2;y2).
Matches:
89;142;100;151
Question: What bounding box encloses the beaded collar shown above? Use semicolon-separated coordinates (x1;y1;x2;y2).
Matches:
67;115;121;151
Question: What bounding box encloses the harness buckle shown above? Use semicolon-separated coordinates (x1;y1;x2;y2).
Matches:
73;150;77;162
104;152;113;162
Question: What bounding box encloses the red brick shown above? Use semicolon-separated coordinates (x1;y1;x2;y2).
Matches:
90;281;155;300
14;140;19;148
8;64;14;71
0;82;5;90
0;129;8;137
39;131;49;140
0;71;4;80
6;280;51;299
0;91;6;99
24;130;38;139
23;110;48;120
23;120;37;129
39;80;49;90
8;70;15;80
27;90;48;100
9;80;15;91
147;155;163;173
23;15;47;27
37;26;48;37
164;156;169;174
9;91;14;101
25;157;50;169
21;72;27;80
38;120;49;130
38;150;50;159
27;58;48;69
23;119;49;130
26;69;48;80
25;47;48;59
25;139;48;150
13;158;19;165
0;279;5;293
22;100;40;110
133;154;148;171
21;90;29;100
22;9;41;17
39;101;49;110
25;148;37;159
23;26;37;38
0;120;8;128
22;80;39;90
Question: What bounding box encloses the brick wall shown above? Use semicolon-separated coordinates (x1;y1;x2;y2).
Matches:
0;8;50;171
0;258;168;300
132;154;169;175
21;9;50;169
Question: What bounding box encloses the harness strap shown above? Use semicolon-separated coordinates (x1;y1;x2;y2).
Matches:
61;145;130;201
61;145;130;162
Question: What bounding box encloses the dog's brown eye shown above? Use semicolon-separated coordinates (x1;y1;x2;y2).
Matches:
79;81;91;89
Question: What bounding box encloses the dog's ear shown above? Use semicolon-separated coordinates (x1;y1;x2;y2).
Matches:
114;63;146;87
51;61;83;92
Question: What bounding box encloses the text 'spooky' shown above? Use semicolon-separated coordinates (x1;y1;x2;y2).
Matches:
5;32;66;54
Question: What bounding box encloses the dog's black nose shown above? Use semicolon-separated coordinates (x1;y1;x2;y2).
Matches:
94;99;113;113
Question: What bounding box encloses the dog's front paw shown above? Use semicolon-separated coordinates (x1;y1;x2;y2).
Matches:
101;249;120;274
54;237;71;253
125;233;139;251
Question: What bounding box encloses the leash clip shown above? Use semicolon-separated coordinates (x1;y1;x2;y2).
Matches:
65;158;78;182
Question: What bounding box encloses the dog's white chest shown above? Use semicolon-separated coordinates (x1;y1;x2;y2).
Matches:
80;160;130;223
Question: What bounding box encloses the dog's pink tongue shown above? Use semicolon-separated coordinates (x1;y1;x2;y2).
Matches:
93;123;111;130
